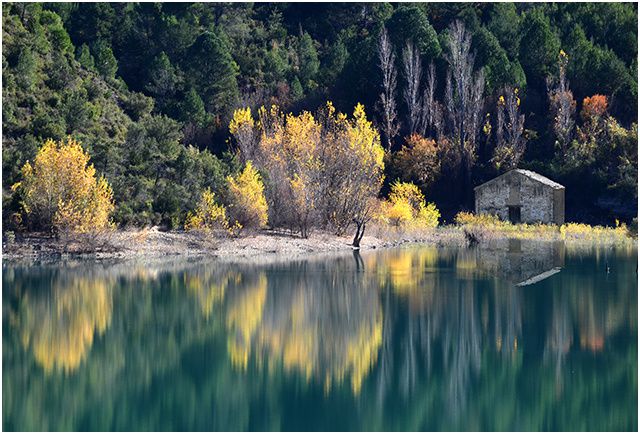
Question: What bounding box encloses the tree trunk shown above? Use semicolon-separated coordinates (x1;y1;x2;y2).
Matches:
352;222;365;248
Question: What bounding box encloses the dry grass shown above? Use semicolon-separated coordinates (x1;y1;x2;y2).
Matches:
453;212;635;245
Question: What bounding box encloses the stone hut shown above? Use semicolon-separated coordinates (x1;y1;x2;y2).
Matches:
474;169;565;224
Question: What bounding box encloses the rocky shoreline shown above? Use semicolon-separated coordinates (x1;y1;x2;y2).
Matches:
4;224;634;263
1;227;468;262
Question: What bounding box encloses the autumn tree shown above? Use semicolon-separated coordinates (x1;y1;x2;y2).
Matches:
388;134;440;189
236;105;321;236
547;50;576;159
226;161;269;231
578;95;608;144
228;107;257;163
229;102;384;241
377;27;400;151
493;87;526;171
13;137;115;234
184;188;230;234
318;103;385;246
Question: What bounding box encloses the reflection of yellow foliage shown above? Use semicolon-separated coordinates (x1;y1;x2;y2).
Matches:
372;248;438;294
343;309;382;394
226;275;268;368
20;277;112;373
225;275;383;395
185;270;236;318
258;298;382;394
387;253;414;290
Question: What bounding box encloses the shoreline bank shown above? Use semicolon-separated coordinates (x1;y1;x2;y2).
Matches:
2;223;636;262
1;227;469;261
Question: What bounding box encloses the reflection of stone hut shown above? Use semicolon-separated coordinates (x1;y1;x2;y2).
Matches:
475;239;565;286
474;169;565;224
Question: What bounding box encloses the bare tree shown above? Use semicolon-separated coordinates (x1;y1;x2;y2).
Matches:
403;41;423;135
493;87;526;170
377;27;399;151
444;21;485;200
546;51;575;159
419;62;437;136
433;100;445;141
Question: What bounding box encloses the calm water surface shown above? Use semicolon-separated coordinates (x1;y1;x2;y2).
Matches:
2;241;637;431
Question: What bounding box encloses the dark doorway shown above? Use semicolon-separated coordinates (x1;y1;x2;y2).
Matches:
508;206;521;223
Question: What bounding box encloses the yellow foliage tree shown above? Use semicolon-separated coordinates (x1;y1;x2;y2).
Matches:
13;138;115;234
184;188;230;233
229;102;384;242
380;181;440;229
226;161;269;231
229;107;257;162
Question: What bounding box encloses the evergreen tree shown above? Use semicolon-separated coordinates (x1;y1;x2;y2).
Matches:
297;32;320;92
186;31;240;117
92;40;118;79
76;43;95;70
518;8;560;85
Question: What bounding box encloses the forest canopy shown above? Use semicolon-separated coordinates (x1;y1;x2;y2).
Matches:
2;2;637;230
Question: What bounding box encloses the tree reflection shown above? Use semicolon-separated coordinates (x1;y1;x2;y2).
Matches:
14;270;113;373
358;244;636;430
2;244;637;431
224;257;382;394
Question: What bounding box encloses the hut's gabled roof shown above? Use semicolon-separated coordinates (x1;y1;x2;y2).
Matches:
474;169;565;191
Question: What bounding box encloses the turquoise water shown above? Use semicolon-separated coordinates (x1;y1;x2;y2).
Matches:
2;241;637;431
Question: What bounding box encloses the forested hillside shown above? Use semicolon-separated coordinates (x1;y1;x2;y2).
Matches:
2;2;638;229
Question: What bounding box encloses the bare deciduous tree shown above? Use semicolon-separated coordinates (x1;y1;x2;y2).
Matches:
493;87;526;170
403;41;422;135
377;27;399;151
443;21;485;198
546;51;575;159
419;62;437;136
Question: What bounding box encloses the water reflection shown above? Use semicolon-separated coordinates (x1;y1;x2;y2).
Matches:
15;270;113;373
2;242;637;431
229;258;382;394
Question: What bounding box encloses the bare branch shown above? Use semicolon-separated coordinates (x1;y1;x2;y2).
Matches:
377;27;400;151
403;41;422;135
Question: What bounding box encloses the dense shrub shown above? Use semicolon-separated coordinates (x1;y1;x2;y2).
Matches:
379;181;440;229
184;188;230;234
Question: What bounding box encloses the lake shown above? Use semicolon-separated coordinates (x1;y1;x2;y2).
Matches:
2;241;637;431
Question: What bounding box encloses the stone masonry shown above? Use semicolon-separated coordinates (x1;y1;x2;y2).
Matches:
474;169;565;224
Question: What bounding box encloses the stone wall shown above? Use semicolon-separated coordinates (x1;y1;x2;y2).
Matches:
520;176;554;222
475;176;510;220
475;171;559;224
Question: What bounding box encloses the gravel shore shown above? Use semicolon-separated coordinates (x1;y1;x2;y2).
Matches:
2;226;468;261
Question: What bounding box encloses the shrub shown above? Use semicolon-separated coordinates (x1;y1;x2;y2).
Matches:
13;137;115;234
454;211;503;227
184;188;230;234
454;211;633;244
379;181;440;229
226;162;269;231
